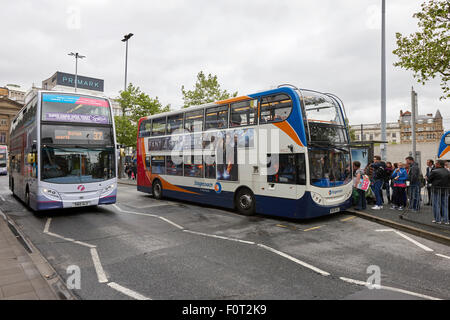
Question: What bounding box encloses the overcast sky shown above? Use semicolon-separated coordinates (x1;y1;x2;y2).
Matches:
1;0;448;129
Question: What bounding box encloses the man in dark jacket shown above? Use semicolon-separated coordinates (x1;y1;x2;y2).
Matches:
425;159;435;205
405;156;421;211
370;156;386;209
428;160;450;224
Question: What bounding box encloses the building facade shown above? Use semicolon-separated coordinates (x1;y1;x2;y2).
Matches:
351;122;401;143
0;89;24;146
398;109;443;144
350;109;444;144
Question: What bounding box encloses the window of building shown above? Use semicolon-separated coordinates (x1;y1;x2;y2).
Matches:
151;117;166;136
184;109;204;133
392;133;396;138
230;100;257;127
205;106;228;130
167;114;183;135
0;132;5;144
260;94;292;124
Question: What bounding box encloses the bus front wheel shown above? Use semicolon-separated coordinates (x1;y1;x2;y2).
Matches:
152;180;163;200
235;188;256;216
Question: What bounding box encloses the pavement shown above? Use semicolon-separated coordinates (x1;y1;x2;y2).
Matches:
347;202;450;246
118;178;136;186
0;212;59;300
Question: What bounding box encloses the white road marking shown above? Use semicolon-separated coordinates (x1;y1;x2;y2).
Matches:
183;229;255;245
44;218;52;233
393;231;434;252
375;228;434;252
257;244;331;277
90;248;108;283
0;195;5;201
107;282;150;300
436;253;450;260
158;216;184;230
339;277;441;300
74;240;97;249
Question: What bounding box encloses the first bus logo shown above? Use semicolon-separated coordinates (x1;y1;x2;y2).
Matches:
77;185;85;192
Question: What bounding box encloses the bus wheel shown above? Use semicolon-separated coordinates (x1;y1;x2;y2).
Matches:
152;180;163;200
235;188;256;216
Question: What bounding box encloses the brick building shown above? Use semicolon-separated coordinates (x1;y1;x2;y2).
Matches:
399;109;443;144
0;88;23;146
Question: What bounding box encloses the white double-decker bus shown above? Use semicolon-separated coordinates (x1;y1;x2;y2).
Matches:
9;91;117;211
137;85;353;219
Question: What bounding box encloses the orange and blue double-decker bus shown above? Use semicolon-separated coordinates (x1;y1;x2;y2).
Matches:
136;85;353;219
437;131;450;161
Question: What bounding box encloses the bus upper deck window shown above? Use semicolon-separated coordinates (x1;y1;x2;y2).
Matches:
260;94;292;124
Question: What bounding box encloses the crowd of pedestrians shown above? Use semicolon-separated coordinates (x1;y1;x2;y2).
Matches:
353;156;450;225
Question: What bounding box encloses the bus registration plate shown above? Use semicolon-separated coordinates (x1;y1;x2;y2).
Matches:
74;201;90;207
330;208;340;214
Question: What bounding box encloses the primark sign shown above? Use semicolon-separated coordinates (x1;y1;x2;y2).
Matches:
55;72;104;92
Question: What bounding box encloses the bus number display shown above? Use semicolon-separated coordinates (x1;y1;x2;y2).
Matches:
55;129;104;142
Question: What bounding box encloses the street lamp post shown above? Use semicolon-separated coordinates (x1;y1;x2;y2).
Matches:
121;33;134;92
68;52;86;92
380;0;387;160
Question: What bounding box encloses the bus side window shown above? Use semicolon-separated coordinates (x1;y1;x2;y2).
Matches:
145;156;151;170
267;153;305;185
260;94;292;124
296;153;306;185
204;155;216;179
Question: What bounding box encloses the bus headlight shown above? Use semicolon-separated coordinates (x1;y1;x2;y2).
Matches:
42;188;61;200
311;192;324;205
101;184;115;196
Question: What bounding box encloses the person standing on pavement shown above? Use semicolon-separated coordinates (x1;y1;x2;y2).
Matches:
428;160;450;225
425;159;435;205
391;162;408;211
370;155;386;210
405;156;422;211
353;161;367;211
384;162;394;204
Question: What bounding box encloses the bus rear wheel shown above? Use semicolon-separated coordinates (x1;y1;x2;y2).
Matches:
152;180;163;200
235;188;256;216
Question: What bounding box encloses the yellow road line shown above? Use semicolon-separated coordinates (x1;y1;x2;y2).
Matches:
303;225;324;232
341;216;356;222
276;224;288;228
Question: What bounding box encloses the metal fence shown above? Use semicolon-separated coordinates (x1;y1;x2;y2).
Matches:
400;186;450;225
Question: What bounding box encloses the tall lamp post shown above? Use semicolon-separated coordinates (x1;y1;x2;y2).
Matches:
68;52;86;92
380;0;387;160
121;33;134;92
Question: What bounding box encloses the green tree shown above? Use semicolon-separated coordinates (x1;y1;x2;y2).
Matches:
115;83;170;148
393;0;450;99
181;71;238;108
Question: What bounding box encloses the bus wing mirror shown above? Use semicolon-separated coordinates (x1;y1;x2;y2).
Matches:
27;153;36;164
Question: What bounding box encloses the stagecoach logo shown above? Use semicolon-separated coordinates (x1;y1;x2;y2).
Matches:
214;182;222;194
77;185;86;192
329;189;343;196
